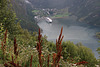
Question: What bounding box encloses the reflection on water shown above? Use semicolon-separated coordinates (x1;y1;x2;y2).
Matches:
38;18;100;59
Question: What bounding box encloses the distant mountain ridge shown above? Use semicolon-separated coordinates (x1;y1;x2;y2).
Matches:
69;0;100;26
29;0;100;26
12;0;100;31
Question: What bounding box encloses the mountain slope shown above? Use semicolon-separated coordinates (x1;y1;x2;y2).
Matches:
29;0;68;9
11;0;100;28
11;0;39;32
29;0;100;26
69;0;100;26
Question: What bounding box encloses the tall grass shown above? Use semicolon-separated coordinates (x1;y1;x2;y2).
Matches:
0;27;64;67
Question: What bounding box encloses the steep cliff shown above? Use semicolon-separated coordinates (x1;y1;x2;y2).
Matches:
11;0;39;32
69;0;100;26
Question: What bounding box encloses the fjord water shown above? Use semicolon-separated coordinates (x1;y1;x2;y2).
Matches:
38;17;100;59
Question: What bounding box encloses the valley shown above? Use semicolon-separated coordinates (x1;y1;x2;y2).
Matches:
0;0;100;66
11;0;100;59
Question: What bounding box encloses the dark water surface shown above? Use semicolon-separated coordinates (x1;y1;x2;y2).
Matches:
38;18;100;59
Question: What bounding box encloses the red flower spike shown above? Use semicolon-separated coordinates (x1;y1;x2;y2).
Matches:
75;61;88;65
60;35;64;45
14;37;18;56
53;53;57;66
1;41;3;49
52;27;64;67
37;28;43;67
38;64;40;67
8;61;17;67
4;29;7;44
56;64;59;67
30;55;33;67
4;63;9;67
7;56;22;67
12;56;14;62
47;54;49;67
25;64;27;67
58;27;63;43
17;62;21;67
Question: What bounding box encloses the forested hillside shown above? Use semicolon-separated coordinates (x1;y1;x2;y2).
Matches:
11;0;39;32
69;0;100;26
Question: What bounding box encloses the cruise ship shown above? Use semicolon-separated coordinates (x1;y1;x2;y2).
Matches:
34;16;52;23
45;17;52;23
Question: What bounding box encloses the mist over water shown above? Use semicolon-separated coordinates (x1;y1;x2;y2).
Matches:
38;18;100;59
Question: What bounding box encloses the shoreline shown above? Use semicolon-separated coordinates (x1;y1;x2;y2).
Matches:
51;16;69;19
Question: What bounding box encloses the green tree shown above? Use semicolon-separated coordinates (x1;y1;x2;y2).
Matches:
62;41;78;60
77;44;97;67
0;0;18;35
47;41;56;52
0;23;4;39
97;47;100;57
96;32;100;39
